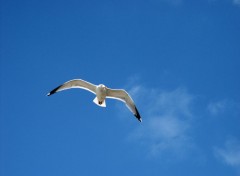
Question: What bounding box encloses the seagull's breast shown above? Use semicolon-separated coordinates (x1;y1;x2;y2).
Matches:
96;85;107;101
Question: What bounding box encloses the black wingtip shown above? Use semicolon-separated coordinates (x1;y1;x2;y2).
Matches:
47;85;62;96
134;107;142;122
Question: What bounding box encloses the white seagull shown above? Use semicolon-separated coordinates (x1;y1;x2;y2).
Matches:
47;79;142;122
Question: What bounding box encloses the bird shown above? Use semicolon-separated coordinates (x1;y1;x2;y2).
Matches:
47;79;142;122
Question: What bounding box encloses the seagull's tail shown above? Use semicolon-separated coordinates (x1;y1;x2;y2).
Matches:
93;97;106;107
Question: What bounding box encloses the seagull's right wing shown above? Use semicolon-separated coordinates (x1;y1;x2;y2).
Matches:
106;88;142;122
47;79;96;96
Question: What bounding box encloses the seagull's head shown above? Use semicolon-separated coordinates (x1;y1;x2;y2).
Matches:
98;84;107;90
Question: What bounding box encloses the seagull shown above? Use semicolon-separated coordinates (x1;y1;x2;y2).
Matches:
47;79;142;122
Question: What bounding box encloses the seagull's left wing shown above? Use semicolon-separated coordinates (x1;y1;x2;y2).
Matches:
47;79;96;96
106;88;142;122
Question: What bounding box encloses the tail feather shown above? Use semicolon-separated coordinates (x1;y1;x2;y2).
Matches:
93;97;106;107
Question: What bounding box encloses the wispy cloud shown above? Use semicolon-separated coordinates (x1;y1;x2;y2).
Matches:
233;0;240;6
214;138;240;168
207;99;239;117
121;76;239;165
211;0;240;6
207;100;227;116
127;84;195;159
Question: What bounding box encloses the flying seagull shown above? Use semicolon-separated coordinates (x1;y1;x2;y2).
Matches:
47;79;142;122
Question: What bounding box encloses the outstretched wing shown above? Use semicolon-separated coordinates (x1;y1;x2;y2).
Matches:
47;79;97;96
106;88;142;122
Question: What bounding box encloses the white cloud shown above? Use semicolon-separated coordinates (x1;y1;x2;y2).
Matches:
207;99;240;117
127;85;195;159
233;0;240;6
207;100;227;116
214;138;240;168
121;76;239;163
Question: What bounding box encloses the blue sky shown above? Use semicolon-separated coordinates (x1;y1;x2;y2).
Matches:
1;0;240;175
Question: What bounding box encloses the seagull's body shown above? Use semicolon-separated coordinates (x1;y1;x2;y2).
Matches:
47;79;142;122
